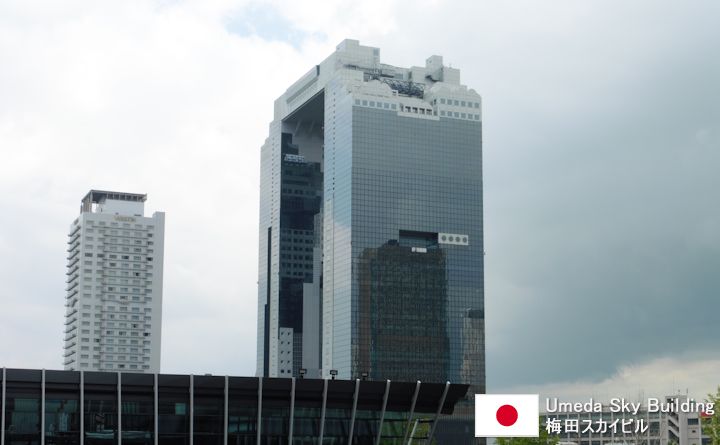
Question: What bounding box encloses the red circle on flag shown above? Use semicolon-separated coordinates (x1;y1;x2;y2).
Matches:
496;404;518;427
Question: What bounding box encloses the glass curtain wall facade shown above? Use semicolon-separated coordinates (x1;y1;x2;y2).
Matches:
1;368;467;445
257;39;483;444
258;40;483;386
345;106;482;386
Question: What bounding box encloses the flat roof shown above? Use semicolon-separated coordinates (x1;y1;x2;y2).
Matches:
82;189;147;204
1;368;469;416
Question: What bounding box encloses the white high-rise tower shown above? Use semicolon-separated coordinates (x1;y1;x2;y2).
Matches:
63;190;165;373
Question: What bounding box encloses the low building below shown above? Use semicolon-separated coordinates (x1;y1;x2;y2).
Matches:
1;367;468;444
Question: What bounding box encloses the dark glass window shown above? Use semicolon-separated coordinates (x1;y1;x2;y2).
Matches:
322;380;355;444
84;373;118;445
45;371;81;445
378;411;408;442
260;379;291;443
351;381;386;444
228;378;258;445
193;376;224;445
158;375;189;445
4;370;41;445
121;374;154;445
352;409;381;444
291;379;324;444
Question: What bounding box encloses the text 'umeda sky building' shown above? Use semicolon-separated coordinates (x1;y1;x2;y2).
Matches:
257;40;484;393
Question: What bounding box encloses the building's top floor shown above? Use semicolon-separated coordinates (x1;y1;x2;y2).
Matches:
326;38;462;87
80;189;147;217
275;39;481;121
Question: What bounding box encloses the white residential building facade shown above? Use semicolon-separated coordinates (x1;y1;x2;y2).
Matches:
63;190;165;373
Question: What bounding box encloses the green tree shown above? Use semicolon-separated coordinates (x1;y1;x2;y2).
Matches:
705;386;720;445
496;421;559;445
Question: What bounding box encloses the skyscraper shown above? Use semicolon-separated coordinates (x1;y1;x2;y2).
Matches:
64;190;165;373
257;40;483;396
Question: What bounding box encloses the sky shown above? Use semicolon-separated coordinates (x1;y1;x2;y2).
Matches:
0;0;718;403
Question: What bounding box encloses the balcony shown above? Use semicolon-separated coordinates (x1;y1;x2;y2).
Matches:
66;256;80;269
68;224;81;237
67;232;81;245
66;281;79;292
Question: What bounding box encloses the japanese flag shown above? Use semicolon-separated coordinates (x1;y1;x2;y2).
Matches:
475;394;539;437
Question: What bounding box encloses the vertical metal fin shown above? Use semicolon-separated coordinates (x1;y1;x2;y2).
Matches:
224;376;229;445
41;369;46;445
402;381;422;444
288;377;296;443
374;380;391;445
1;368;5;445
318;378;329;443
426;381;450;444
154;373;159;445
256;378;263;445
347;378;361;443
189;375;194;445
117;372;122;444
80;371;84;445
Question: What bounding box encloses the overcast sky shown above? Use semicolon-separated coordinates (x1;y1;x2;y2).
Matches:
1;0;718;402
